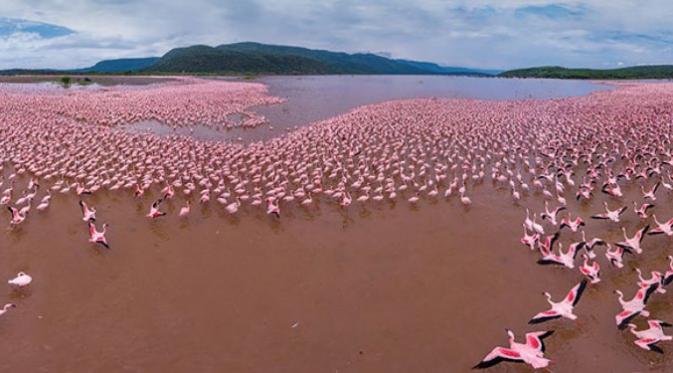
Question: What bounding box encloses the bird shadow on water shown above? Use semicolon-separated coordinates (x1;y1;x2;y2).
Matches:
6;228;27;243
338;210;354;229
8;288;31;300
267;216;284;234
358;208;371;219
148;220;171;241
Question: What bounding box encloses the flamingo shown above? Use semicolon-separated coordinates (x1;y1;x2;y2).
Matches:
88;221;110;249
531;214;544;235
0;303;16;317
146;198;166;219
459;190;472;206
614;285;657;328
559;214;584;232
663;256;673;287
648;214;673;236
605;244;631;268
8;272;32;288
641;182;660;200
635;268;665;294
540;202;566;226
529;280;587;324
226;198;241;214
473;329;554;369
537;242;581;269
266;197;280;218
591;202;627;223
626;320;673;353
580;231;606;259
520;224;539;251
6;206;26;227
616;225;649;254
178;200;191;217
633;201;654;219
579;253;601;284
79;200;96;222
601;183;623;198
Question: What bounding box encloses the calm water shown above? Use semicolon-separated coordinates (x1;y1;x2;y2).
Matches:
1;166;670;372
255;75;610;130
1;80;670;372
125;75;610;143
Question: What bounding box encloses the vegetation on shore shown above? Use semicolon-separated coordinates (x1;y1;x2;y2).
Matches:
59;76;93;87
499;65;673;79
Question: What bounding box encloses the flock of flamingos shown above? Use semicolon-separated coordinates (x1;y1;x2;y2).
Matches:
2;77;673;369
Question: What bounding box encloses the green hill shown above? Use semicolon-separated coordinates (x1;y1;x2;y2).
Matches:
499;65;673;79
81;57;160;73
146;42;493;76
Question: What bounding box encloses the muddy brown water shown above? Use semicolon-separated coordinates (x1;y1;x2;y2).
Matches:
1;168;673;372
0;77;665;372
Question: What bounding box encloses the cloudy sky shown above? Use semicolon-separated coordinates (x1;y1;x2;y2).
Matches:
1;0;672;70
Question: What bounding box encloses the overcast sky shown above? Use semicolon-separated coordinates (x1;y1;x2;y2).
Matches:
1;0;673;70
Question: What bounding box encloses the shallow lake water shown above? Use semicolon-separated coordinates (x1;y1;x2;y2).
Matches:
3;77;666;373
1;167;671;372
255;75;610;131
124;75;610;143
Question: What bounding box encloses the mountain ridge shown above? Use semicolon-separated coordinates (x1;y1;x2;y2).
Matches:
499;65;673;79
0;42;497;76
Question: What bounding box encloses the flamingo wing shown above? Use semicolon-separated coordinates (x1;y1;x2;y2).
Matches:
635;338;664;353
566;279;587;307
548;232;560;250
473;347;523;369
615;242;634;251
637;225;650;242
553;206;567;216
529;310;561;324
525;330;554;352
537;258;564;266
591;213;609;220
649;226;665;235
97;239;110;249
616;310;640;329
663;272;673;286
642;283;658;305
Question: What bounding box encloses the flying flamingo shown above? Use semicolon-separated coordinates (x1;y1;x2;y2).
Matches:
146;198;166;219
88;221;110;249
614;285;657;329
79;200;96;221
605;244;630;268
626;320;672;353
473;329;554;369
616;225;649;254
6;206;26;227
591;202;627;223
529;280;587;324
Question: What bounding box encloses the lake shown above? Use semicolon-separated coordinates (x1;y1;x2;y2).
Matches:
126;75;610;142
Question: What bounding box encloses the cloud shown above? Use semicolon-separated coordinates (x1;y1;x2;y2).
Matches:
0;0;672;69
0;17;74;38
